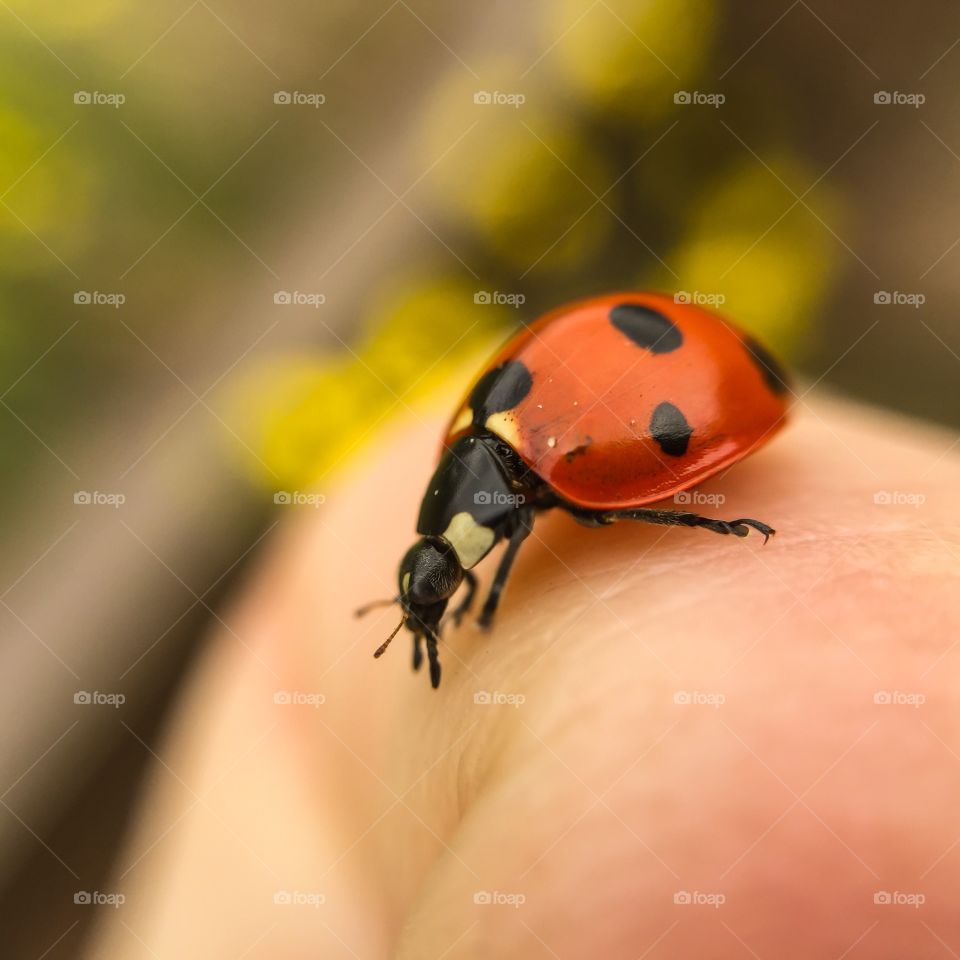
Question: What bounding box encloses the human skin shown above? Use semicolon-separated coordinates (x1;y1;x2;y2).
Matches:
87;395;960;959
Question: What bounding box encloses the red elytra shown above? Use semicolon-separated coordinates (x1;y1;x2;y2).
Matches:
444;291;790;509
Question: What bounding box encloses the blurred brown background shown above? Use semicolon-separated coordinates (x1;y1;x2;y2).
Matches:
1;0;958;955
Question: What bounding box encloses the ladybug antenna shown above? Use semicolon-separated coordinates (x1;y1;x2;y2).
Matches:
373;616;406;659
354;596;398;618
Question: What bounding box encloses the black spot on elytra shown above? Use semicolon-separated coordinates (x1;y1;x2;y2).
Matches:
649;402;692;457
469;360;533;424
743;335;789;396
564;440;591;463
609;303;683;354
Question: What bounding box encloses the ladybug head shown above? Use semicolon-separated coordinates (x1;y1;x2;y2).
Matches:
397;536;463;610
363;536;463;678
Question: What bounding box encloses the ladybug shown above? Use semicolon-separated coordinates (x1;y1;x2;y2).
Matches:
360;291;790;688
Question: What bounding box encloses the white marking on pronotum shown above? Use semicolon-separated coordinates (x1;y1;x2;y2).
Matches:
484;410;521;449
442;511;495;569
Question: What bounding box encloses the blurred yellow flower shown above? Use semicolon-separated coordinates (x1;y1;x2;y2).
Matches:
544;0;715;118
2;0;127;34
255;355;390;488
228;274;511;488
665;157;840;354
0;106;93;267
361;274;510;392
420;64;611;271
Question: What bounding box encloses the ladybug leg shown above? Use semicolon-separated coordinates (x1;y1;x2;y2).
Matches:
412;632;423;672
449;569;478;627
424;631;441;689
477;509;534;630
572;507;775;543
411;625;442;686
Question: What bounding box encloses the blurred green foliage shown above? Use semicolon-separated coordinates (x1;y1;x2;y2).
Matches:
0;0;841;500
